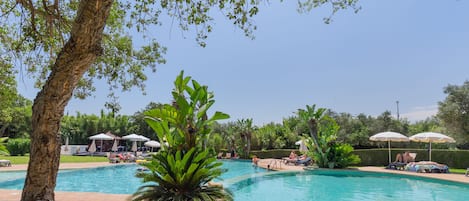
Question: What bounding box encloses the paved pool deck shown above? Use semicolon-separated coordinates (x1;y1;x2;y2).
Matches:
1;159;468;201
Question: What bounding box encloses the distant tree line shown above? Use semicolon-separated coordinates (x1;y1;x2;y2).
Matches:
1;81;468;151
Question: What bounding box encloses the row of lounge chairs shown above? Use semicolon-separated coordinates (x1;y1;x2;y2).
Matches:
0;159;11;167
386;152;450;173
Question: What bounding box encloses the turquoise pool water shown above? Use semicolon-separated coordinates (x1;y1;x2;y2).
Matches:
1;162;469;200
230;170;469;201
0;160;264;194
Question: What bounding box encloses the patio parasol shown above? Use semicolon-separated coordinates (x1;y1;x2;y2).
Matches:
88;140;97;155
409;132;455;161
111;139;118;152
144;140;161;152
295;139;308;152
369;131;409;164
123;134;150;152
131;141;138;152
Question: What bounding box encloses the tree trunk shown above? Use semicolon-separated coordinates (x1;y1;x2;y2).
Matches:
21;1;113;201
246;132;251;158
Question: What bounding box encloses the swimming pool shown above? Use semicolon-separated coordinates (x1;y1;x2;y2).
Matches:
1;162;468;201
230;169;469;201
0;160;265;194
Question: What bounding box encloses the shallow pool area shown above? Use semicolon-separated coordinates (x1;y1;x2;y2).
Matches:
0;160;265;194
230;169;469;201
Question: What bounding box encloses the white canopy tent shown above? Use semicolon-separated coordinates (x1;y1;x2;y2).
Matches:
89;133;113;153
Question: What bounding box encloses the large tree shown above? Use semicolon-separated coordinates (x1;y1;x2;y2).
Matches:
0;62;18;136
0;0;359;200
437;81;469;145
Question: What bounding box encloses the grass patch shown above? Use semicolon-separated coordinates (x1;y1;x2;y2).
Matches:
449;168;467;174
1;155;108;164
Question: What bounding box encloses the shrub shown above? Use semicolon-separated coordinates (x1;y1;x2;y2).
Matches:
6;138;30;156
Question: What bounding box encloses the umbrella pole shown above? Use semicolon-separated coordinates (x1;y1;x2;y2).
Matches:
388;140;391;164
429;142;432;161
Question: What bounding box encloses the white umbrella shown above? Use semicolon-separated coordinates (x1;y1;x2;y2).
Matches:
123;134;150;152
139;135;150;141
295;140;308;152
122;134;148;141
144;140;160;152
89;133;114;152
88;140;97;154
409;132;455;161
144;140;161;148
369;131;409;164
89;133;114;140
64;136;69;151
131;141;138;152
111;139;118;152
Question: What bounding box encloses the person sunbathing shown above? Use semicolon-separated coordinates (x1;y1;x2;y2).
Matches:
289;151;298;159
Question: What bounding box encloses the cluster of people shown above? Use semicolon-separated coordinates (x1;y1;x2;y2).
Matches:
109;152;137;163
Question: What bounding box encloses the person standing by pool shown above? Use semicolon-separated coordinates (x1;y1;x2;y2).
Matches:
252;155;259;166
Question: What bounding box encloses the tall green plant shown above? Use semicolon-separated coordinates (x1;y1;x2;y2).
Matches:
133;71;231;201
0;137;9;155
299;105;360;168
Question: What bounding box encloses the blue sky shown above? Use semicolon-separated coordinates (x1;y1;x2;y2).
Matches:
17;0;469;126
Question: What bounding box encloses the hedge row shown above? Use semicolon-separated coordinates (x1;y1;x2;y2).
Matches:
250;149;469;168
6;138;31;156
353;149;469;169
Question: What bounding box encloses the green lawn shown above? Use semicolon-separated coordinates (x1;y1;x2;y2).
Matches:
2;155;108;164
449;168;467;175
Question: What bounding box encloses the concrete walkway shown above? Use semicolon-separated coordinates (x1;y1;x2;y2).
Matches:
1;160;468;200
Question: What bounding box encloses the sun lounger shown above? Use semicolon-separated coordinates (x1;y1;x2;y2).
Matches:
295;157;312;166
0;159;11;167
223;153;231;159
404;161;449;173
386;162;407;170
282;157;298;165
387;152;418;170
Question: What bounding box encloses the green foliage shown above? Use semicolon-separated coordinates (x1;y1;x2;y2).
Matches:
353;149;469;169
437;81;469;146
0;63;17;131
133;148;232;201
144;71;229;151
0;0;359;111
299;105;361;168
6;138;31;156
1;155;109;164
5;95;33;138
327;143;361;168
0;137;9;155
60;111;140;145
135;71;231;201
